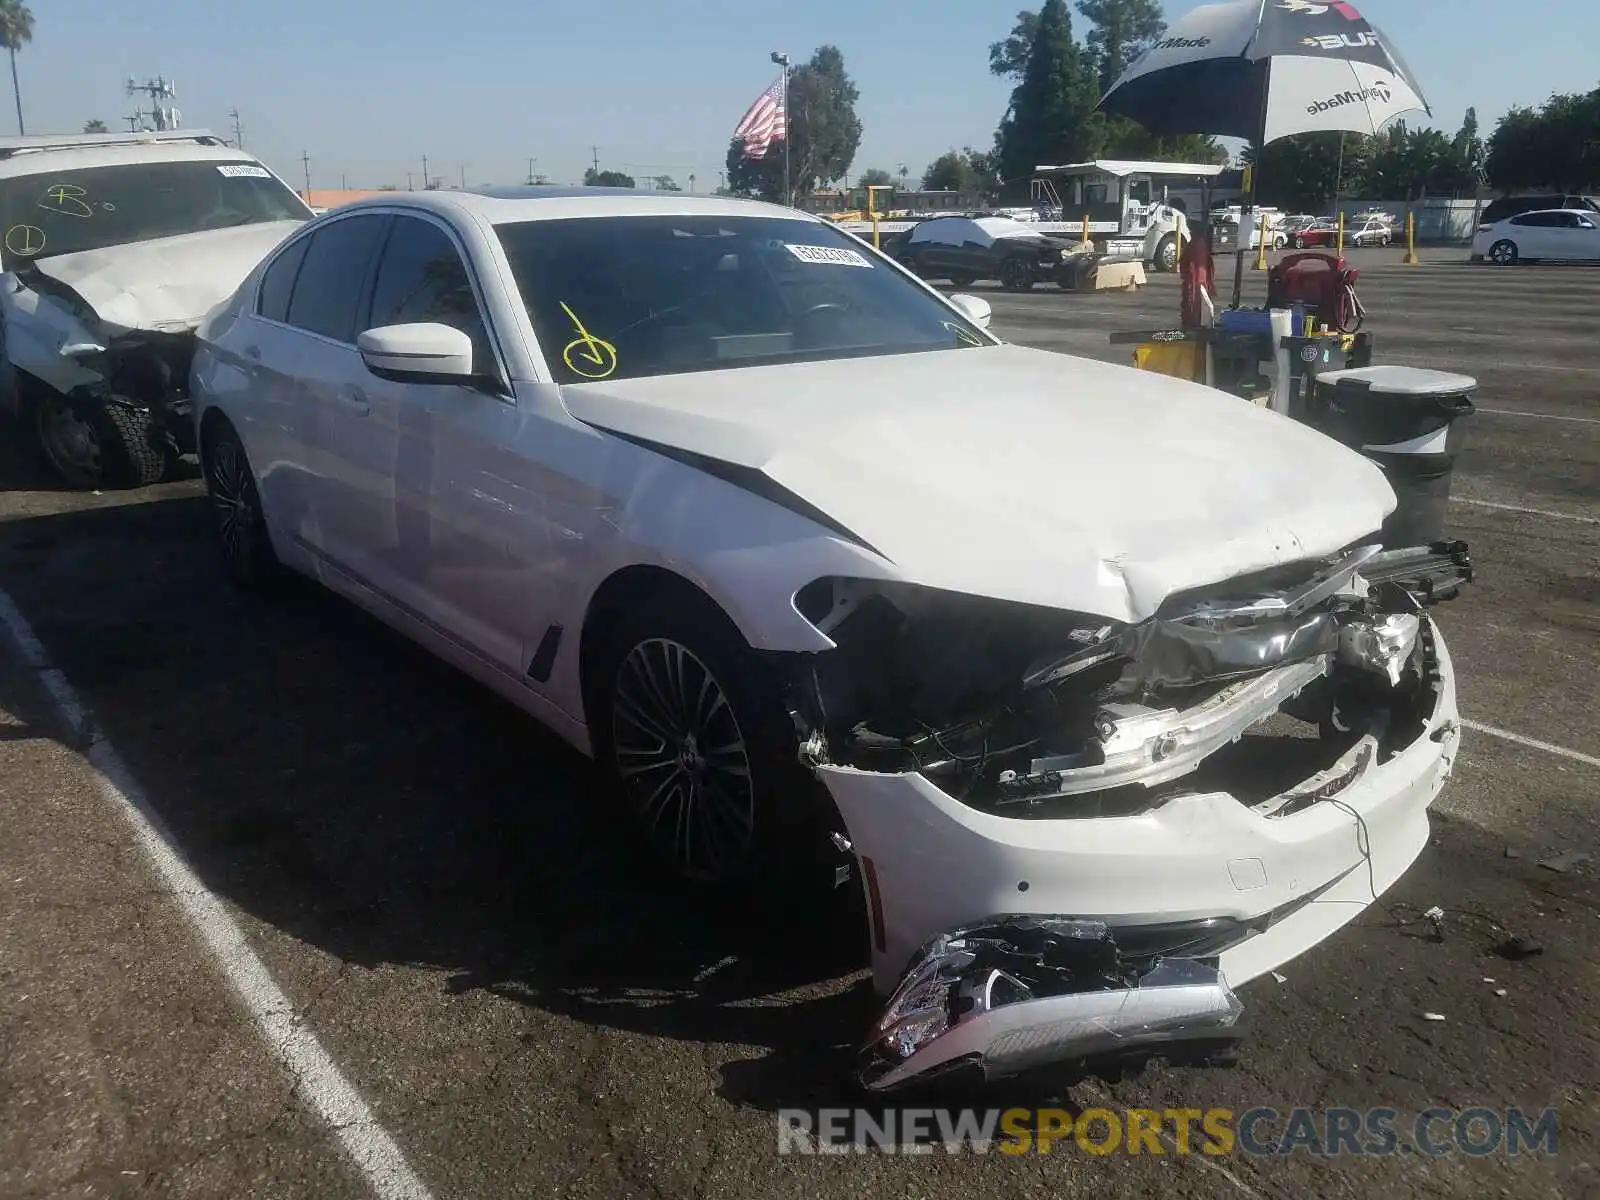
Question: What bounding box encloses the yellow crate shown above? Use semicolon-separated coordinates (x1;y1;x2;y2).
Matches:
1133;340;1206;381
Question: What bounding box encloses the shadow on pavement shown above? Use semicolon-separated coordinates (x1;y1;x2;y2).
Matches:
0;492;886;1114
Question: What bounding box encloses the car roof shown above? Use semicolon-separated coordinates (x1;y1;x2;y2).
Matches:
1505;208;1590;218
328;186;819;226
0;132;263;178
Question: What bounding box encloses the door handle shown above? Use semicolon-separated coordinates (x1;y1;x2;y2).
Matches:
337;387;370;416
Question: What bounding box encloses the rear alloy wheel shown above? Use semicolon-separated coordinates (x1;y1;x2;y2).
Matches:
999;257;1035;292
1488;239;1519;266
1293;235;1308;249
202;419;281;590
34;394;167;489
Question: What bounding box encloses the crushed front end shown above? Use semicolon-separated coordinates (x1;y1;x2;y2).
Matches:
781;542;1468;1091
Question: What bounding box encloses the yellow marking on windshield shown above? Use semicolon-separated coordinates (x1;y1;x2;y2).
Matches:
559;301;619;380
4;224;45;256
38;183;96;218
945;321;984;347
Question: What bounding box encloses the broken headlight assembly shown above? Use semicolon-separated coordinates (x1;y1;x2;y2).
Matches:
788;546;1446;815
858;917;1246;1092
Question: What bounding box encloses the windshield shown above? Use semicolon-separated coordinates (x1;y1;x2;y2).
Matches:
0;159;312;263
494;214;989;384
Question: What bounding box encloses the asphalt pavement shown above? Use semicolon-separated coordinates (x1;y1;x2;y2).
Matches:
1;246;1596;1199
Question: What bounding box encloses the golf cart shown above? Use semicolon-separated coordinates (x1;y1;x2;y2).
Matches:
0;130;313;488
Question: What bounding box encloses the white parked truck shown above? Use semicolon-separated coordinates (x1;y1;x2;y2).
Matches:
833;160;1226;274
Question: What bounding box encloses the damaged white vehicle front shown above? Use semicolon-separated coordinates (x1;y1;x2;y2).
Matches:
0;131;311;487
556;344;1471;1094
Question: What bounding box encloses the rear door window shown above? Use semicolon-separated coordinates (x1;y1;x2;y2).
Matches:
257;236;310;323
284;215;388;343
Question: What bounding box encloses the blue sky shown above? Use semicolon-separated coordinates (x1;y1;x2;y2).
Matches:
18;0;1599;191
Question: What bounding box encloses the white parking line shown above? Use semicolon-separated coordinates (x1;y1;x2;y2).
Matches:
1477;407;1600;425
0;590;435;1200
1453;498;1600;524
1464;720;1600;770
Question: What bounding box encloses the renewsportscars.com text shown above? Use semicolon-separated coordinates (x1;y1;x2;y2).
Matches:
777;1106;1560;1157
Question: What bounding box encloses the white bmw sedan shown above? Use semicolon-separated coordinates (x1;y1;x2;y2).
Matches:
191;189;1462;1090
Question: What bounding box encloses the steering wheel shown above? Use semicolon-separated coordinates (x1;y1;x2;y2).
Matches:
795;302;851;323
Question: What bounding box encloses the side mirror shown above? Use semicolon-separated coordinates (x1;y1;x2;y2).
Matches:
949;293;992;330
357;322;474;383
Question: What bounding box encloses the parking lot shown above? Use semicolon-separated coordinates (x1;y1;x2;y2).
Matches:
2;246;1596;1199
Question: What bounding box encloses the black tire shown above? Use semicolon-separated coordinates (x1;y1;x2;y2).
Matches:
1153;235;1179;273
33;393;167;489
947;273;977;288
1488;239;1519;266
1293;235;1308;249
998;257;1034;292
200;416;282;590
590;588;848;907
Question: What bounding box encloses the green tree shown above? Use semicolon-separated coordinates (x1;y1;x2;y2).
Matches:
583;167;636;188
83;118;108;134
1245;133;1371;212
922;150;977;192
857;167;894;187
994;0;1101;195
1486;88;1600;192
989;10;1041;81
0;0;34;137
993;2;1227;176
1076;0;1165;95
727;45;863;202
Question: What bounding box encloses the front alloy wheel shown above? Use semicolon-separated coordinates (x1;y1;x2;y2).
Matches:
610;637;756;883
202;420;280;588
1488;239;1518;266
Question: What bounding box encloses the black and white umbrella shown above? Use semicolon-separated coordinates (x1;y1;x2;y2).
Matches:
1099;0;1430;302
1101;0;1429;143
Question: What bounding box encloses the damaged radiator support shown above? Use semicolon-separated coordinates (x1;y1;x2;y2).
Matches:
791;543;1441;810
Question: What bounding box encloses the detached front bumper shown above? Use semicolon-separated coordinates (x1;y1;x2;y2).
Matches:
820;622;1460;1090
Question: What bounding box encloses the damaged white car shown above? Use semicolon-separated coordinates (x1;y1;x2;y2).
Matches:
0;130;312;487
190;189;1467;1091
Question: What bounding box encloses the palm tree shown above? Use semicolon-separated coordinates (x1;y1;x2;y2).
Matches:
0;0;33;136
83;119;108;133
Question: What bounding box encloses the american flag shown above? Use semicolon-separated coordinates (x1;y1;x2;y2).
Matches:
732;77;786;160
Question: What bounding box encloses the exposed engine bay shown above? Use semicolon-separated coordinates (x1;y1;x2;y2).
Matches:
785;540;1472;814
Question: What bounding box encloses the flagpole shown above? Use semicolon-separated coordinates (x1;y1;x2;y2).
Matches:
771;51;791;206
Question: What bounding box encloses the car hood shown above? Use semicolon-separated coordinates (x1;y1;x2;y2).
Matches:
561;344;1398;623
30;220;306;332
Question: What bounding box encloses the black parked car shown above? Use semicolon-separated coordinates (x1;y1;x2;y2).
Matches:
882;215;1099;292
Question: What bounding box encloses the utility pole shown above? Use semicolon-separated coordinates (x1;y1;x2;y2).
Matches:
421;154;430;189
228;106;243;149
301;151;311;197
591;146;600;176
341;172;348;189
406;171;414;191
459;163;466;188
527;157;536;185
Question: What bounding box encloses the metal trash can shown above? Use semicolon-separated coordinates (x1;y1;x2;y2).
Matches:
1311;365;1477;548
